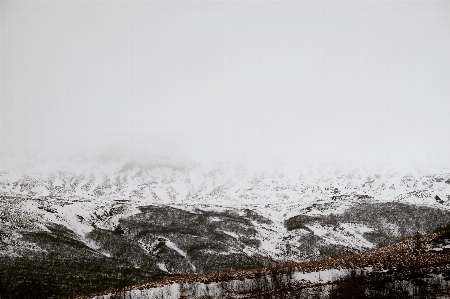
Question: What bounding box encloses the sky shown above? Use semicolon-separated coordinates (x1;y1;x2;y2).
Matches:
1;0;450;169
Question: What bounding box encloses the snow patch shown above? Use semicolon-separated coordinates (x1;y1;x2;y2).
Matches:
164;239;187;258
157;262;170;273
222;230;239;239
306;222;374;250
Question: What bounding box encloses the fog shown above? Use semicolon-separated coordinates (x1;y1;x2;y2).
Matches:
1;0;450;169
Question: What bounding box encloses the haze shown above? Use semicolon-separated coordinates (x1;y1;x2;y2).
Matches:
1;0;450;169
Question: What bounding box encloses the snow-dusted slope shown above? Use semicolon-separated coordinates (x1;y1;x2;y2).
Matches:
1;155;450;262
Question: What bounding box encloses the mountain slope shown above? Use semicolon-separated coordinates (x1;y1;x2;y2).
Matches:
78;229;450;299
2;156;450;297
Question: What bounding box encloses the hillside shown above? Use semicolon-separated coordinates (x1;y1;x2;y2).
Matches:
79;230;450;298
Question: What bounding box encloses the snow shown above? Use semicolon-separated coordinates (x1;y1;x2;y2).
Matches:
251;221;288;257
164;239;187;258
157;262;170;273
30;185;50;197
293;268;348;283
94;283;180;299
89;268;354;299
306;223;375;250
53;177;64;187
242;246;256;256
222;230;239;239
52;203;95;235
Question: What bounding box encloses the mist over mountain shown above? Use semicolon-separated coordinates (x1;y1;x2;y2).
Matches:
1;154;450;298
2;0;450;168
2;0;450;297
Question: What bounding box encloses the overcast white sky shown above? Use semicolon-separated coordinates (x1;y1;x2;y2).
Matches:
1;0;450;168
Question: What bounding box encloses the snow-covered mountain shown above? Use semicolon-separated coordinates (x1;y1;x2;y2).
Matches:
3;155;450;209
2;155;450;256
1;154;450;297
